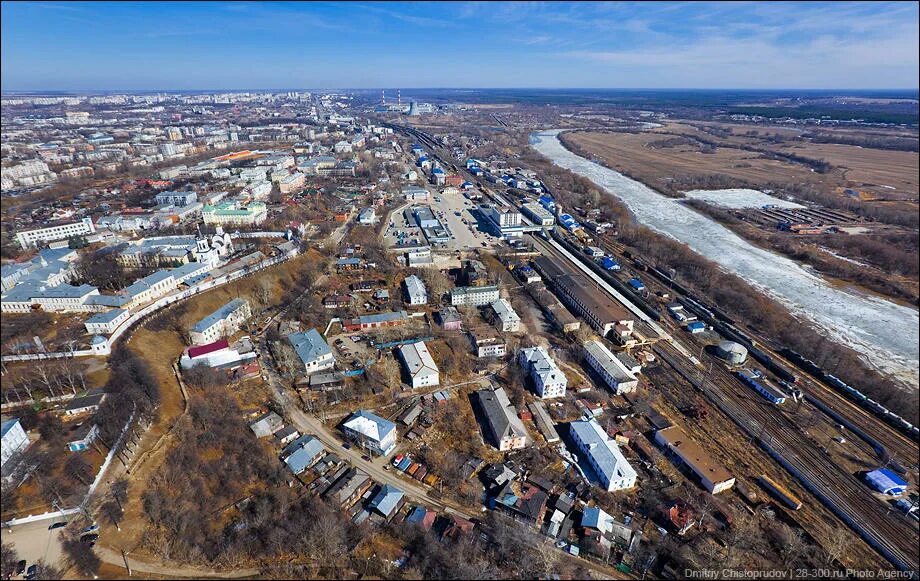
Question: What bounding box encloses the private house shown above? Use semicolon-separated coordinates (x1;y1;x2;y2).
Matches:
288;329;335;373
250;411;284;438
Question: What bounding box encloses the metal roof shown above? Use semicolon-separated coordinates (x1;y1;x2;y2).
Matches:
288;329;332;366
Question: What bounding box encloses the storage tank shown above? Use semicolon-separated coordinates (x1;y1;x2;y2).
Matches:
716;340;748;365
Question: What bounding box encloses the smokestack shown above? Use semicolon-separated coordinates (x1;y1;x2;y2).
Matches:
397;89;401;106
381;89;385;105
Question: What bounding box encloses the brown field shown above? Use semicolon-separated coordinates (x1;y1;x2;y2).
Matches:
564;122;919;206
565;128;831;190
777;142;919;197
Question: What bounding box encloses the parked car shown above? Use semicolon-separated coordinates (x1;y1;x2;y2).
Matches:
342;443;352;450
48;521;67;530
26;565;37;579
361;454;371;462
82;523;99;534
15;560;26;576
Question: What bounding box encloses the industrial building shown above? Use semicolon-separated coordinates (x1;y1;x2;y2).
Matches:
521;202;555;227
715;341;748;365
553;274;634;341
569;419;637;491
654;426;735;494
582;340;638;395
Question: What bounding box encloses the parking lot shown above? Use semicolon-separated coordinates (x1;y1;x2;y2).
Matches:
382;188;503;253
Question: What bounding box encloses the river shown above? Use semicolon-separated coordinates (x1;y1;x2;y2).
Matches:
530;129;919;388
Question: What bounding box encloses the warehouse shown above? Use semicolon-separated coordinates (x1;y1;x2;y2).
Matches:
553;274;634;339
527;401;559;443
654;426;735;494
521;202;555;227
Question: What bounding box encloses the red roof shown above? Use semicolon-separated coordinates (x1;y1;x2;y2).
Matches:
187;339;229;359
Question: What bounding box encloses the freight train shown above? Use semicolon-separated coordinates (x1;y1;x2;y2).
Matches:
780;348;919;441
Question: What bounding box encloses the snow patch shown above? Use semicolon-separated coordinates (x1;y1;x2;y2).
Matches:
531;129;919;388
683;189;805;209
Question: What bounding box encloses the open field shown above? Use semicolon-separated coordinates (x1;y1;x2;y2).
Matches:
564;128;830;192
564;123;919;204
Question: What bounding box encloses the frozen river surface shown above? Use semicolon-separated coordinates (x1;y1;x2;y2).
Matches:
531;129;918;387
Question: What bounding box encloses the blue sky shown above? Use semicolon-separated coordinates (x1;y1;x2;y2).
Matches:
2;1;917;91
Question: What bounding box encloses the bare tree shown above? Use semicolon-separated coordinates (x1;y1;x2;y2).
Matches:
1;543;20;580
64;454;94;486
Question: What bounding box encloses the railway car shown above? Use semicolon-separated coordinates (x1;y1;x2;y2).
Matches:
737;370;786;405
758;475;803;510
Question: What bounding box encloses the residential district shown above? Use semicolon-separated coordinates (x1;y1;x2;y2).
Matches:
0;90;917;580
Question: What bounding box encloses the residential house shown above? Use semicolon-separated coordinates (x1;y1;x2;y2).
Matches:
398;341;440;389
341;410;397;456
288;329;335;373
250;411;284;438
471;387;530;451
519;346;567;399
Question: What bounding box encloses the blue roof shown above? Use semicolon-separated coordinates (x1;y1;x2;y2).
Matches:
287;329;331;366
192;298;248;333
282;435;325;474
405;506;430;524
86;308;127;325
865;468;908;495
1;418;21;438
369;484;404;517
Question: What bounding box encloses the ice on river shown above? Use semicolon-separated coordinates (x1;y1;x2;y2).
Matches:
531;129;919;388
683;189;805;209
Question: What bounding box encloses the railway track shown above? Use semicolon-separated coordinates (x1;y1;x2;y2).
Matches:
656;340;919;572
593;234;919;471
533;228;918;569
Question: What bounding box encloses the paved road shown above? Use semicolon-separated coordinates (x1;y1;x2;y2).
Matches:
3;518;67;571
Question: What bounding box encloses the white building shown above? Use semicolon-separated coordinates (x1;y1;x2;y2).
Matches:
288;329;334;373
398;341;439;389
582;340;639;395
489;298;520;332
342;410;397;456
402;186;430;201
155;190;198;207
190;298;251;345
16;217;95;248
450;285;500;307
569;419;637;491
470;332;506;358
519;346;567;399
1;419;30;467
403;275;427;306
84;308;130;335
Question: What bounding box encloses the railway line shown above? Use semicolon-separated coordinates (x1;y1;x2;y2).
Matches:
656;340;919;572
529;227;918;570
593;233;919;472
